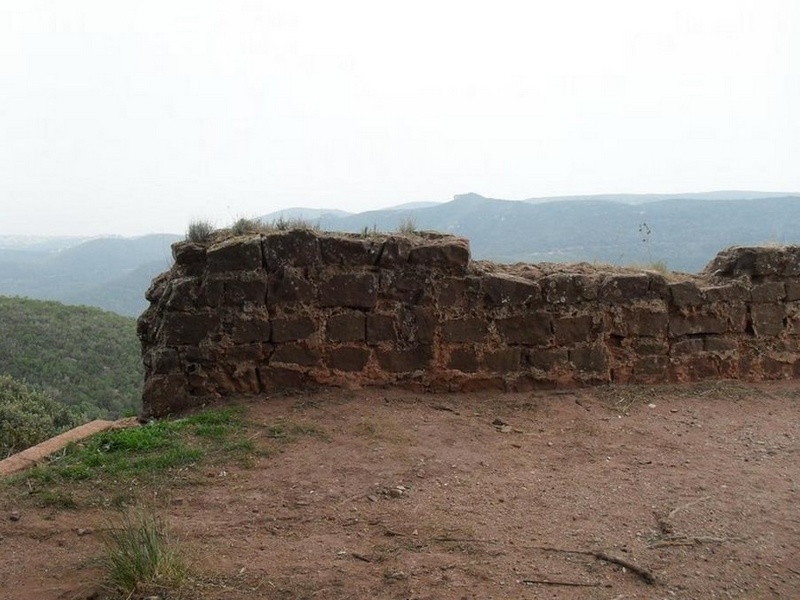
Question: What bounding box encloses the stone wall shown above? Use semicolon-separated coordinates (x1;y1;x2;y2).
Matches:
137;230;800;417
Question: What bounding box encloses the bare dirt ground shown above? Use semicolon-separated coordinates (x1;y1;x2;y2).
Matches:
2;381;799;600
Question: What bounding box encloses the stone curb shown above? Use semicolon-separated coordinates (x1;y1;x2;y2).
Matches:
0;418;139;477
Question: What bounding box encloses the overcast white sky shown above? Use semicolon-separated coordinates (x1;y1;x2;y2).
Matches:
1;0;798;236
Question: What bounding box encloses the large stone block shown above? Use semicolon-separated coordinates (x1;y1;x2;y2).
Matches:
271;317;317;342
568;344;608;374
223;272;268;305
375;237;413;268
554;315;595;345
611;308;669;337
482;274;540;309
262;230;321;271
598;274;661;303
525;347;568;371
447;347;480;373
171;241;207;268
319;236;379;267
376;345;433;372
271;342;321;367
442;318;488;343
327;346;370;371
164;277;201;311
327;311;366;342
496;313;553;345
484;348;522;372
670;338;704;356
230;317;272;344
407;239;470;275
163;313;219;345
381;271;429;304
267;270;315;306
541;274;598;304
207;236;264;272
669;281;705;307
750;282;786;303
750;304;785;336
319;274;378;309
669;313;728;337
366;314;396;344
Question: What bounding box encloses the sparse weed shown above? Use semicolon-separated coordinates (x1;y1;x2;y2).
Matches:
396;216;417;235
186;219;216;243
265;216;320;232
98;508;187;598
230;216;266;236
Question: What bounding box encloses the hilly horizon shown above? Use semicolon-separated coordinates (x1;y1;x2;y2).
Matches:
0;191;798;317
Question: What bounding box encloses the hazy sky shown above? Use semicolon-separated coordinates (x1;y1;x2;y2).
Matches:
2;0;798;236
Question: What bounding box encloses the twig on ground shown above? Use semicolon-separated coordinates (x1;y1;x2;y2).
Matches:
521;578;606;587
648;535;744;549
526;545;657;585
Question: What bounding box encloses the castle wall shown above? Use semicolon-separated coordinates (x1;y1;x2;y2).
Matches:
137;230;800;417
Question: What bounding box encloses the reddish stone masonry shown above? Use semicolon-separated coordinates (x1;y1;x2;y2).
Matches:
137;230;800;417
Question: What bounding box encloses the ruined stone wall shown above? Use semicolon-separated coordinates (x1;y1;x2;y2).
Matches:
137;230;800;417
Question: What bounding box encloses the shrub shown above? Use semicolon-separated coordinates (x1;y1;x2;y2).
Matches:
0;375;80;457
185;219;215;243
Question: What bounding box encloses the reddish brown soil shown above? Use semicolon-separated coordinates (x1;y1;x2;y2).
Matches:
2;381;799;599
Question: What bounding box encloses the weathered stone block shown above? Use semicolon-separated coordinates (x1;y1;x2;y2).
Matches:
542;274;597;304
200;276;224;307
271;317;317;342
381;272;428;304
146;272;171;304
482;275;540;308
669;314;727;337
407;239;470;275
704;336;737;353
611;308;668;337
484;348;521;372
442;318;488;343
785;280;800;302
633;355;670;377
271;342;321;366
448;347;480;372
525;348;568;371
436;276;481;310
376;345;433;372
327;346;370;371
144;348;180;375
366;314;396;344
164;277;201;311
223;272;268;305
230;317;271;344
163;313;218;345
258;366;307;391
750;282;786;303
412;307;438;343
670;338;704;356
630;337;669;355
554;315;594;345
319;274;378;309
750;305;785;336
263;230;320;271
172;241;207;268
267;271;315;306
568;345;608;373
319;236;378;266
225;343;267;362
703;283;749;303
375;237;413;268
598;274;653;303
327;311;366;342
669;281;705;307
207;236;263;272
496;313;552;345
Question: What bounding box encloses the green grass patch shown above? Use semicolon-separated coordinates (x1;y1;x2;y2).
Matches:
3;406;259;507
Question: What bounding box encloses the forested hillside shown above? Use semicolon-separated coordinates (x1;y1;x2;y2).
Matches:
0;296;142;419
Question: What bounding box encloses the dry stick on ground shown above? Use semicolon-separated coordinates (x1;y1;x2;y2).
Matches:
648;535;744;549
657;496;712;534
521;578;608;588
527;546;657;585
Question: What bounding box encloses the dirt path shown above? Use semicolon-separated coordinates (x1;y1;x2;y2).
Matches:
2;382;799;599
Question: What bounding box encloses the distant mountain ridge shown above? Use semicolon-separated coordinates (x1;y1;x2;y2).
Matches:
0;191;797;317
